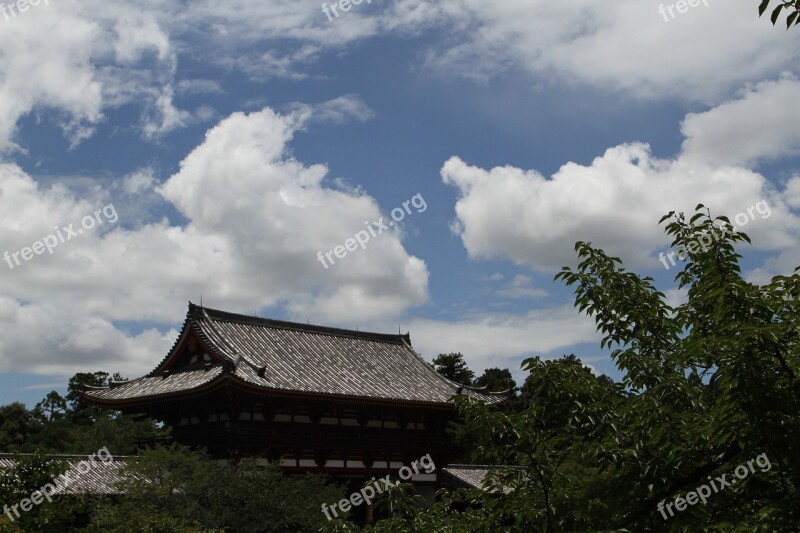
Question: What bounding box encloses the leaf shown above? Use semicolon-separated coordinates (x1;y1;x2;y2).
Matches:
759;0;771;16
787;10;798;27
771;3;785;25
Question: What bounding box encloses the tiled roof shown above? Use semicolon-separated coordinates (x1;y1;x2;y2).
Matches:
86;303;506;407
442;464;518;493
442;464;494;489
0;455;128;495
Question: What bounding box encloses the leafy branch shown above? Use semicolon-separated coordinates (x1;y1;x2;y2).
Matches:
759;0;800;28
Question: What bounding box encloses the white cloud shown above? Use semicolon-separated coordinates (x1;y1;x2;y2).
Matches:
122;168;157;195
150;0;798;102
682;76;800;166
175;79;224;95
307;95;376;125
0;1;191;150
141;84;194;139
2;0;793;154
786;176;800;209
408;305;600;379
495;274;547;299
0;107;429;375
442;85;800;274
113;13;171;63
1;0;799;386
14;382;70;393
416;0;795;101
0;1;104;152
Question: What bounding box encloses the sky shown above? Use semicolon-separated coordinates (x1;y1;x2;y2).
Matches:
1;0;799;407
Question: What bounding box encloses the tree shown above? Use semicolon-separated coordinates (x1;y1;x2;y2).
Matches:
759;0;800;28
66;371;110;422
432;353;475;385
474;368;516;398
363;207;800;531
516;355;615;410
33;391;67;422
0;403;39;452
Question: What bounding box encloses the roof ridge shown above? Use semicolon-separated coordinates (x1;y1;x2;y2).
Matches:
189;302;409;344
401;337;495;398
459;383;512;397
0;453;130;459
443;464;521;469
400;342;508;403
399;336;464;394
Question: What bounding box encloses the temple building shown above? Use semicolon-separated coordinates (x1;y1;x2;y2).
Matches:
84;303;504;500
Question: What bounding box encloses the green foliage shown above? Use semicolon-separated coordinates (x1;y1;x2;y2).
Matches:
22;410;167;456
758;0;800;28
0;451;90;532
363;207;800;532
432;353;475;385
89;445;347;532
0;371;169;455
0;403;40;452
371;482;425;520
33;392;67;422
66;372;112;425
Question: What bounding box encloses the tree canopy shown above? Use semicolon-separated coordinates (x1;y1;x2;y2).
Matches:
354;206;800;531
432;353;475;385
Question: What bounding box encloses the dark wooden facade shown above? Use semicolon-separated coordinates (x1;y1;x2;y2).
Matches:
85;304;504;485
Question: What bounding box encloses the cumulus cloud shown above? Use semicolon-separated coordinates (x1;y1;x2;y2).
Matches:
681;76;800;167
408;305;600;379
442;85;800;273
0;107;429;375
0;1;196;151
0;1;103;152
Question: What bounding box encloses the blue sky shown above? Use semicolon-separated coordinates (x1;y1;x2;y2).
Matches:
1;0;799;407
